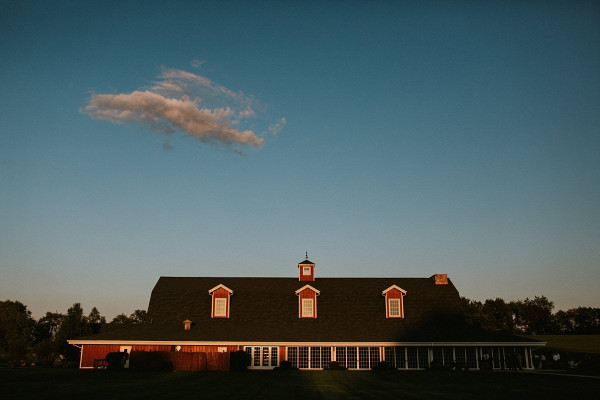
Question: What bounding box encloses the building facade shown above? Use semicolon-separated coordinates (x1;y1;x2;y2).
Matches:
69;258;543;370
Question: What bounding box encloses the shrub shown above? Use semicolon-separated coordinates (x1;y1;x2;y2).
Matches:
372;361;396;370
274;361;298;371
229;350;250;371
105;352;128;370
31;339;58;367
324;361;346;370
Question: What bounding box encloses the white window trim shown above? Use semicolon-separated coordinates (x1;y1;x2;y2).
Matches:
303;266;311;275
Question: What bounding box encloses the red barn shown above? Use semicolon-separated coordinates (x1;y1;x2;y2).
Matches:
69;257;543;370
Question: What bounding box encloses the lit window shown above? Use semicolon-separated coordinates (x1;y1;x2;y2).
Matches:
214;298;227;317
302;298;314;317
389;299;400;317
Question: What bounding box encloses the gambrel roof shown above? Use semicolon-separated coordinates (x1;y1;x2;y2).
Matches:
75;275;540;344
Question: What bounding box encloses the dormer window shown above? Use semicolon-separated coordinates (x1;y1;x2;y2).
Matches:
208;284;233;318
295;284;320;318
382;285;407;318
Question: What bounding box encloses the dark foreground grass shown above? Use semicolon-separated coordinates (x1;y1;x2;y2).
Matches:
1;368;599;400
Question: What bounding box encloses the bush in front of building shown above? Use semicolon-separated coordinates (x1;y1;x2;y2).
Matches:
324;361;346;370
105;352;128;370
229;350;251;371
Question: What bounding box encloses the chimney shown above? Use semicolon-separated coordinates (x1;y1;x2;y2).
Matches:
183;319;192;330
431;274;448;285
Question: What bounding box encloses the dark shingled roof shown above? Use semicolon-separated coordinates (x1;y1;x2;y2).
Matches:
76;276;540;344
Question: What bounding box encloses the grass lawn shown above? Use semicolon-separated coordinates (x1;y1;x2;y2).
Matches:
528;335;600;355
1;368;599;400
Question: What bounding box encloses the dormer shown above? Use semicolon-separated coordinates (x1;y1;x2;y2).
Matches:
295;284;320;318
298;258;315;281
208;284;233;318
382;285;407;318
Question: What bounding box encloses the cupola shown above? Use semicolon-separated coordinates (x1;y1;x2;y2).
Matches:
298;252;315;281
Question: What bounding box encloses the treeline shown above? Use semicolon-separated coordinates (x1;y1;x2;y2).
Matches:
461;296;600;335
0;300;147;366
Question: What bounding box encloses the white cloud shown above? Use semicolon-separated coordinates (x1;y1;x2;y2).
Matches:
83;67;284;151
269;117;287;136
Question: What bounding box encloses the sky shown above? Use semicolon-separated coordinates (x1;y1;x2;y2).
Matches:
1;0;599;320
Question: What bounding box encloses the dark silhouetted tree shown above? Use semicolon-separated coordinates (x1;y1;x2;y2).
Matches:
0;300;35;358
55;303;91;361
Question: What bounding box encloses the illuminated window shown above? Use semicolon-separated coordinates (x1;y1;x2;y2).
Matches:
302;299;314;317
214;298;227;317
389;299;400;317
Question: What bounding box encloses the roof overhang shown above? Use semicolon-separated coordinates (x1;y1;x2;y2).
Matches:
381;285;407;295
68;339;546;347
208;284;234;295
294;284;320;295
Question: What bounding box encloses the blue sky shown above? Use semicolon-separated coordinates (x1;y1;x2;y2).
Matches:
1;0;599;319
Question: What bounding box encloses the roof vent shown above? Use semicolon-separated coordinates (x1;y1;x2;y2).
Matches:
432;274;448;285
183;319;192;330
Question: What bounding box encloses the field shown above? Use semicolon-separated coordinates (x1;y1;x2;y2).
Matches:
529;335;600;355
1;368;599;400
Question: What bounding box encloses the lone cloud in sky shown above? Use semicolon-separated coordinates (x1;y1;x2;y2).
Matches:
83;66;283;151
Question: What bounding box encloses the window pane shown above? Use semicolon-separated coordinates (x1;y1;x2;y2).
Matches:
311;347;321;369
214;298;227;317
418;347;429;369
302;299;313;317
347;347;357;369
466;347;477;368
407;347;418;369
358;347;369;369
336;347;347;368
384;347;395;368
369;347;380;368
299;347;309;368
389;299;400;316
288;347;298;368
253;347;261;366
271;347;278;367
443;347;454;366
321;347;331;369
245;347;252;366
395;347;406;369
262;347;270;367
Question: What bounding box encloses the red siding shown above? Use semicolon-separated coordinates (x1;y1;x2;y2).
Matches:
299;265;315;281
81;345;120;368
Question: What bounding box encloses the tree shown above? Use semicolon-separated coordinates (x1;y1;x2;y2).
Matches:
130;309;148;324
460;297;484;327
512;296;554;334
481;298;515;333
33;312;64;344
0;300;35;354
54;303;91;361
111;310;148;324
88;307;106;324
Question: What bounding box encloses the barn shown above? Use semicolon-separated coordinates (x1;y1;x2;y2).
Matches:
68;257;543;370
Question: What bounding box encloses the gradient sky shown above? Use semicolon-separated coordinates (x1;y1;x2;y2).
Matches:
1;0;599;320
